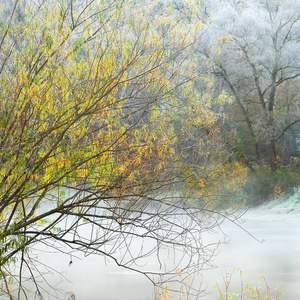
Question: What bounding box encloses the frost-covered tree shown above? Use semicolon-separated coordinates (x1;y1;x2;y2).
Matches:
202;0;300;170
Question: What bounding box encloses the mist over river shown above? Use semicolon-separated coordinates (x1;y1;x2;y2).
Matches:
204;213;300;300
28;196;300;300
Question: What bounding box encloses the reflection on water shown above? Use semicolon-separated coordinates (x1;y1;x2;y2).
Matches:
31;212;300;300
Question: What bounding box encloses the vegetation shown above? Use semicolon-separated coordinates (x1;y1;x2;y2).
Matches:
197;0;300;202
202;0;300;170
0;0;299;299
0;0;230;298
214;270;284;300
155;270;284;300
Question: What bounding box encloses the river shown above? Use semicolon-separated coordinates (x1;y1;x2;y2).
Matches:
203;212;300;300
18;197;300;299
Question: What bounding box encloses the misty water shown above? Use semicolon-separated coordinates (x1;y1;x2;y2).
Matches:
25;196;300;300
204;214;300;300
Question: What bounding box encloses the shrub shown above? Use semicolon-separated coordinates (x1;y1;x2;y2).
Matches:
242;165;300;206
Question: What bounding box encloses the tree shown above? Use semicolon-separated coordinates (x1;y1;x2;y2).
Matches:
201;0;300;171
0;0;225;298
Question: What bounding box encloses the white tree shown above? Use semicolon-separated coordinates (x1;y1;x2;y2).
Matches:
201;0;300;170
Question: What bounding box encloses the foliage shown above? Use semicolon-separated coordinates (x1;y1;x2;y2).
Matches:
0;0;226;299
214;269;284;300
155;269;284;300
185;160;248;208
242;158;300;205
193;153;300;207
201;0;300;170
156;285;171;300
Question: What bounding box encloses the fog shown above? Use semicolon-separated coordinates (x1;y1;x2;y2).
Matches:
26;195;300;300
204;211;300;300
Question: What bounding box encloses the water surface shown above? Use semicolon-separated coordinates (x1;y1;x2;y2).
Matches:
31;207;300;299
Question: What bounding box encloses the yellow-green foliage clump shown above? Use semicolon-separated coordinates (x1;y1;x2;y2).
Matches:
214;269;284;300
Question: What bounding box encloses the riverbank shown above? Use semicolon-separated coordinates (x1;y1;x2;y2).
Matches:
203;191;300;300
245;187;300;221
